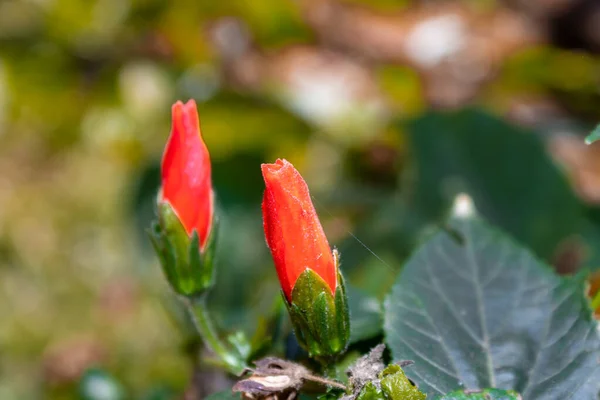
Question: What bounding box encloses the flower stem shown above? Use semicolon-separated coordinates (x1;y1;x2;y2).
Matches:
306;373;347;391
184;295;246;375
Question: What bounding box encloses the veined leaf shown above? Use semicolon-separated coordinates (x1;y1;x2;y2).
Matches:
384;216;600;399
437;388;521;400
347;285;383;343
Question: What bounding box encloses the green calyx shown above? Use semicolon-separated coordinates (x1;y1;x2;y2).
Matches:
356;365;426;400
149;202;217;297
284;264;350;361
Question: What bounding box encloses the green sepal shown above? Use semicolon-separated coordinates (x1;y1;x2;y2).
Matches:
200;212;219;289
285;264;350;360
149;202;218;297
149;220;178;287
187;230;203;291
334;270;350;347
379;365;426;400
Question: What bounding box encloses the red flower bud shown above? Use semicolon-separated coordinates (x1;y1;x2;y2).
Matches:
161;100;213;249
261;159;337;301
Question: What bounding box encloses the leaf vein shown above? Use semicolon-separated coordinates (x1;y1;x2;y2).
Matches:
465;220;496;388
422;250;485;347
400;318;442;343
393;333;460;381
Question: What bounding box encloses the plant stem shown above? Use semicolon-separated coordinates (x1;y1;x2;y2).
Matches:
184;295;246;375
306;374;347;391
591;289;600;313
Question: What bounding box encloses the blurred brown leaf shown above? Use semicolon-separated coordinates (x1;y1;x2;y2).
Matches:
301;0;543;107
549;134;600;204
42;335;107;385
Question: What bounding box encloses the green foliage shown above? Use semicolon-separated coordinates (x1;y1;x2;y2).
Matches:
3;0;600;398
437;388;521;400
347;285;383;343
407;109;582;258
357;382;386;400
384;215;600;399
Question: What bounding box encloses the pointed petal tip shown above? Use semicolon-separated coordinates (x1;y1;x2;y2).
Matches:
172;100;184;113
172;99;199;120
183;99;197;109
261;159;291;176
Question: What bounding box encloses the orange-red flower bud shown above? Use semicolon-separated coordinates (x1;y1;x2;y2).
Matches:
261;159;337;301
161;100;213;250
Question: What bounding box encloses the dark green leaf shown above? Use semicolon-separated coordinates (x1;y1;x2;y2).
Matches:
577;219;600;272
384;216;600;399
347;285;383;343
438;388;521;400
408;109;581;258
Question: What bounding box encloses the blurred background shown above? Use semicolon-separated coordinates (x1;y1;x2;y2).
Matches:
2;0;600;398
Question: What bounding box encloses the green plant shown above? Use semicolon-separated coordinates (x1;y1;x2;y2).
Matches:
150;102;600;399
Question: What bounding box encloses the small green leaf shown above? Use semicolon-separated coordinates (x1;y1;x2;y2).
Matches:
437;388;521;400
248;300;285;359
227;331;251;360
380;364;427;400
585;123;600;145
384;217;600;399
